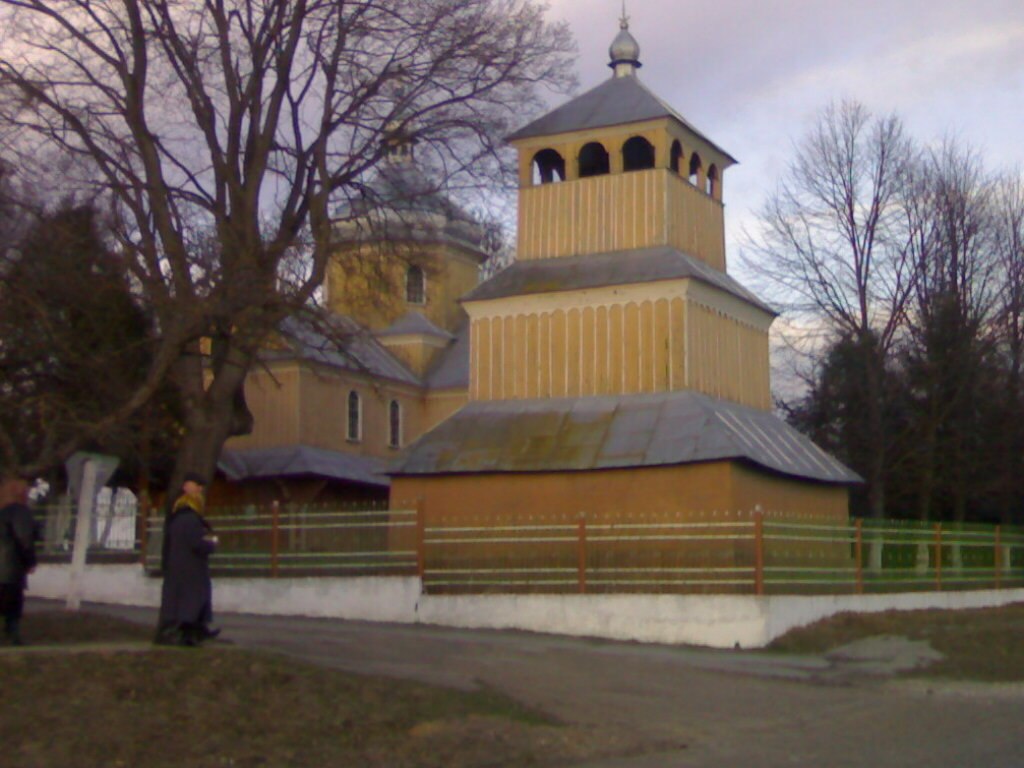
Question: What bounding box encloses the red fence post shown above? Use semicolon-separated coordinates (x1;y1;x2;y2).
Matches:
270;500;280;578
995;525;1002;590
416;503;426;581
577;515;587;594
933;523;942;591
855;518;864;595
754;509;765;596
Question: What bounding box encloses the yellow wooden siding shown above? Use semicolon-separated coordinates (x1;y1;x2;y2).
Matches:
468;294;770;409
517;169;725;269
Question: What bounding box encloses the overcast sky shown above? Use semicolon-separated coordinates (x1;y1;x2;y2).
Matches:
543;0;1024;261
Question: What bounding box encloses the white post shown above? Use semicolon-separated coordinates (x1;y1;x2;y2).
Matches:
66;459;99;611
64;452;119;610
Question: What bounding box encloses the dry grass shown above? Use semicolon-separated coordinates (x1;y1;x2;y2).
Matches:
0;611;636;768
768;602;1024;681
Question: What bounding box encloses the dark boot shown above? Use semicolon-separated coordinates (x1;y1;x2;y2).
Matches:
4;617;23;646
153;621;181;646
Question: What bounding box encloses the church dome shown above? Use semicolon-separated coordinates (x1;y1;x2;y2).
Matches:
608;19;641;71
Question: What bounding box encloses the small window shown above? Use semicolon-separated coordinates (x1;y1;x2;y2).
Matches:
347;390;361;442
578;142;610;178
388;400;402;448
670;140;684;174
622;136;655;172
531;148;566;185
406;265;425;305
688;152;702;186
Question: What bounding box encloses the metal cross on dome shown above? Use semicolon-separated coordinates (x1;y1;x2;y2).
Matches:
620;0;630;29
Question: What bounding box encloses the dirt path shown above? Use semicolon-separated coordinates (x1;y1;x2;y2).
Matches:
31;601;1024;767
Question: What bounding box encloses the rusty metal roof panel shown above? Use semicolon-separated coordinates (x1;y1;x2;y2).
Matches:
390;391;861;485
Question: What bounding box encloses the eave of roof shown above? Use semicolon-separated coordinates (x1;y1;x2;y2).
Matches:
507;75;738;165
220;445;391;487
461;246;776;317
389;391;862;486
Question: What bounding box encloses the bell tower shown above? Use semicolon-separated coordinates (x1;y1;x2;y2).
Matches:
506;16;736;270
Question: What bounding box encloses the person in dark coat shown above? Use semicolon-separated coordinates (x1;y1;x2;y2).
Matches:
0;473;37;646
154;472;220;646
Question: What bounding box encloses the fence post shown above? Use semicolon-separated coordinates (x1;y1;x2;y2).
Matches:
995;525;1002;590
754;509;765;596
855;518;864;595
577;514;587;594
270;500;280;578
137;491;151;566
933;522;942;591
416;503;426;582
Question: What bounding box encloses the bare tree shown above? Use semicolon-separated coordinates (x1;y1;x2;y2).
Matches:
988;170;1024;524
745;101;917;520
0;0;574;482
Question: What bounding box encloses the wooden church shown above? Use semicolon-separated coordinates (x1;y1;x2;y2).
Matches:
389;17;860;527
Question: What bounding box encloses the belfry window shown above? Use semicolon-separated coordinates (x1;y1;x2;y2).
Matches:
532;148;566;185
406;265;425;305
578;142;610;178
622;136;655;172
388;400;402;448
670;140;684;174
706;164;719;197
347;390;361;442
688;152;703;186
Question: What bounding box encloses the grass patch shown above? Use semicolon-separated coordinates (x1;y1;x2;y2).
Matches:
0;611;627;768
768;603;1024;682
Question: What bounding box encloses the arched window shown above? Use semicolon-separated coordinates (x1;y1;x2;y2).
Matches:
347;390;361;442
531;148;566;185
406;265;425;305
670;140;684;174
388;400;402;448
706;164;719;197
622;136;655;172
688;152;703;186
578;142;610;178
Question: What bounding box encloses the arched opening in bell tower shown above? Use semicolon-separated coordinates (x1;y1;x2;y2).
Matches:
531;148;566;185
578;142;611;178
622;136;655;172
688;152;703;186
670;140;684;174
706;164;719;198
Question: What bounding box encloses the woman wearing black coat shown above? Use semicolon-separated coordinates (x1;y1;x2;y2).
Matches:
154;473;220;646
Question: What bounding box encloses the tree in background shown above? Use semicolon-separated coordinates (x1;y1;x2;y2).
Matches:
0;0;574;484
746;101;917;520
900;140;998;524
0;204;182;487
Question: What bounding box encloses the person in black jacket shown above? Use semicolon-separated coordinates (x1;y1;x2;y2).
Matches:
0;472;37;646
154;472;220;647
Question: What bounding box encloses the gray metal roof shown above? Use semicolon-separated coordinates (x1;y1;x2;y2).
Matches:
389;391;861;485
270;315;421;387
462;246;776;316
506;74;738;164
425;321;470;390
377;311;453;340
220;445;390;488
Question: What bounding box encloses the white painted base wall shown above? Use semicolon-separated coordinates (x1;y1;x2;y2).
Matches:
27;564;1024;649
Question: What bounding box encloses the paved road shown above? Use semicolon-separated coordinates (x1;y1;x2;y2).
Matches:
30;601;1024;767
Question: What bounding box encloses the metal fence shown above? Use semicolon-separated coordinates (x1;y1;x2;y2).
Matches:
33;498;1024;595
420;511;1024;595
34;488;141;560
143;504;418;578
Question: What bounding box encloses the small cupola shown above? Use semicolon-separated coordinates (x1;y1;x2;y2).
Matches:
608;13;641;78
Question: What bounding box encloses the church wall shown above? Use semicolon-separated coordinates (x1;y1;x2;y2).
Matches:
391;463;851;588
326;240;480;333
225;362;427;459
517;168;725;267
467;282;771;409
